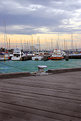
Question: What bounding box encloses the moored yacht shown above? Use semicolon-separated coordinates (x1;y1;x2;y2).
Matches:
11;48;26;61
48;49;64;60
69;52;81;59
32;52;43;61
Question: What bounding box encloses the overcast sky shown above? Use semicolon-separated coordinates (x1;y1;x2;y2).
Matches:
0;0;81;34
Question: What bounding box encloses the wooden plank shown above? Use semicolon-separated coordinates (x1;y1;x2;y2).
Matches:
0;110;60;121
1;74;81;85
0;102;80;121
0;81;81;96
0;82;81;101
0;89;81;105
0;92;81;118
0;71;81;120
0;77;81;92
1;75;81;90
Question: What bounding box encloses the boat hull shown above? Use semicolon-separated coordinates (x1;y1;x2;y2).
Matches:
32;56;43;61
48;57;64;60
11;57;21;61
69;54;81;59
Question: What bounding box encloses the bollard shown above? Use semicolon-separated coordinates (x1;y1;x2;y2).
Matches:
38;65;47;73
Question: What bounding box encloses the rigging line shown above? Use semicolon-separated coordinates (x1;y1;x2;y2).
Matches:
0;61;25;71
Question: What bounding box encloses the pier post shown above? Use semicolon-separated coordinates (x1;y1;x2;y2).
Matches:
38;65;47;73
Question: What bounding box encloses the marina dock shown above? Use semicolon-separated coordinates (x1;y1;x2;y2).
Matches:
0;70;81;121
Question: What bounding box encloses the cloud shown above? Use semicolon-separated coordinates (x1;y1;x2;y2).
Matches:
0;0;81;34
0;0;44;15
34;27;50;33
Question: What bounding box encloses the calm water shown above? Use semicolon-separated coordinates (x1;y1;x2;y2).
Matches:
0;59;81;73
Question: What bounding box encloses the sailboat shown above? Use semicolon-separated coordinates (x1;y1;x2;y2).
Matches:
32;36;43;61
0;21;10;61
68;34;81;59
48;33;64;60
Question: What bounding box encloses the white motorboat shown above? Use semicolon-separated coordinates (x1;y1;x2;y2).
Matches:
32;55;43;61
11;48;26;61
32;53;43;61
48;49;64;60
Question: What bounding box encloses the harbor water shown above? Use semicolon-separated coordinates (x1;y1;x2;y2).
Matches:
0;59;81;73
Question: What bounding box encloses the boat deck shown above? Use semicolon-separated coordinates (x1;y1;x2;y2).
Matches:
0;71;81;121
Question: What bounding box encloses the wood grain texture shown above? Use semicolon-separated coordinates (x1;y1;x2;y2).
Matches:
0;71;81;121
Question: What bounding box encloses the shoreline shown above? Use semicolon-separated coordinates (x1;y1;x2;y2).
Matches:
0;67;81;79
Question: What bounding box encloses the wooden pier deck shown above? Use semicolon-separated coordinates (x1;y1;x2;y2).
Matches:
0;71;81;121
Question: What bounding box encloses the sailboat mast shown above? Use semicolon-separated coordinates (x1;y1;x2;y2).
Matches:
26;40;28;50
57;32;59;49
4;20;7;50
51;39;53;50
9;38;10;50
31;35;33;52
38;36;40;51
64;39;66;50
37;36;41;52
71;33;73;50
21;40;23;50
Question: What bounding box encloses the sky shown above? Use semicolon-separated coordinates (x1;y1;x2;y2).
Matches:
0;0;81;49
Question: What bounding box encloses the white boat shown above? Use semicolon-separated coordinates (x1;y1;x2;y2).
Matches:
48;49;64;60
11;48;26;61
69;52;81;59
32;56;43;61
0;52;9;61
32;53;43;61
